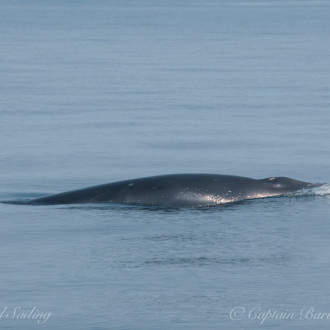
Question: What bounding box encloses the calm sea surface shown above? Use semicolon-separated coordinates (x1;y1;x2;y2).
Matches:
1;1;330;329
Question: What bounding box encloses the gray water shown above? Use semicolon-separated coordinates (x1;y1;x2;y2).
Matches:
1;0;330;329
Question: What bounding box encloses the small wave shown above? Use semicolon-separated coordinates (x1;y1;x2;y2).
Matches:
287;183;330;197
0;192;46;199
0;199;31;205
143;256;251;266
312;183;330;196
0;192;48;205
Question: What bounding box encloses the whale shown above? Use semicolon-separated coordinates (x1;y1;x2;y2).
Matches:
28;174;318;207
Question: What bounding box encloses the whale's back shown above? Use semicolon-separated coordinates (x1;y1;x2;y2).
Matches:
29;174;315;207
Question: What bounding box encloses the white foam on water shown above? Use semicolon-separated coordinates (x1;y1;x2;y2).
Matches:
287;183;330;197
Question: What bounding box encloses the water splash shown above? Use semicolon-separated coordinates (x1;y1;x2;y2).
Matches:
287;183;330;197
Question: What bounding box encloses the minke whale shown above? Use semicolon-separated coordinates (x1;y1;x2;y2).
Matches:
29;174;318;207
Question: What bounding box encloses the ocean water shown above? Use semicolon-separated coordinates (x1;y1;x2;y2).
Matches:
1;0;330;329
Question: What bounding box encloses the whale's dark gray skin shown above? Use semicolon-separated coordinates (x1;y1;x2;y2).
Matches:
28;174;318;207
